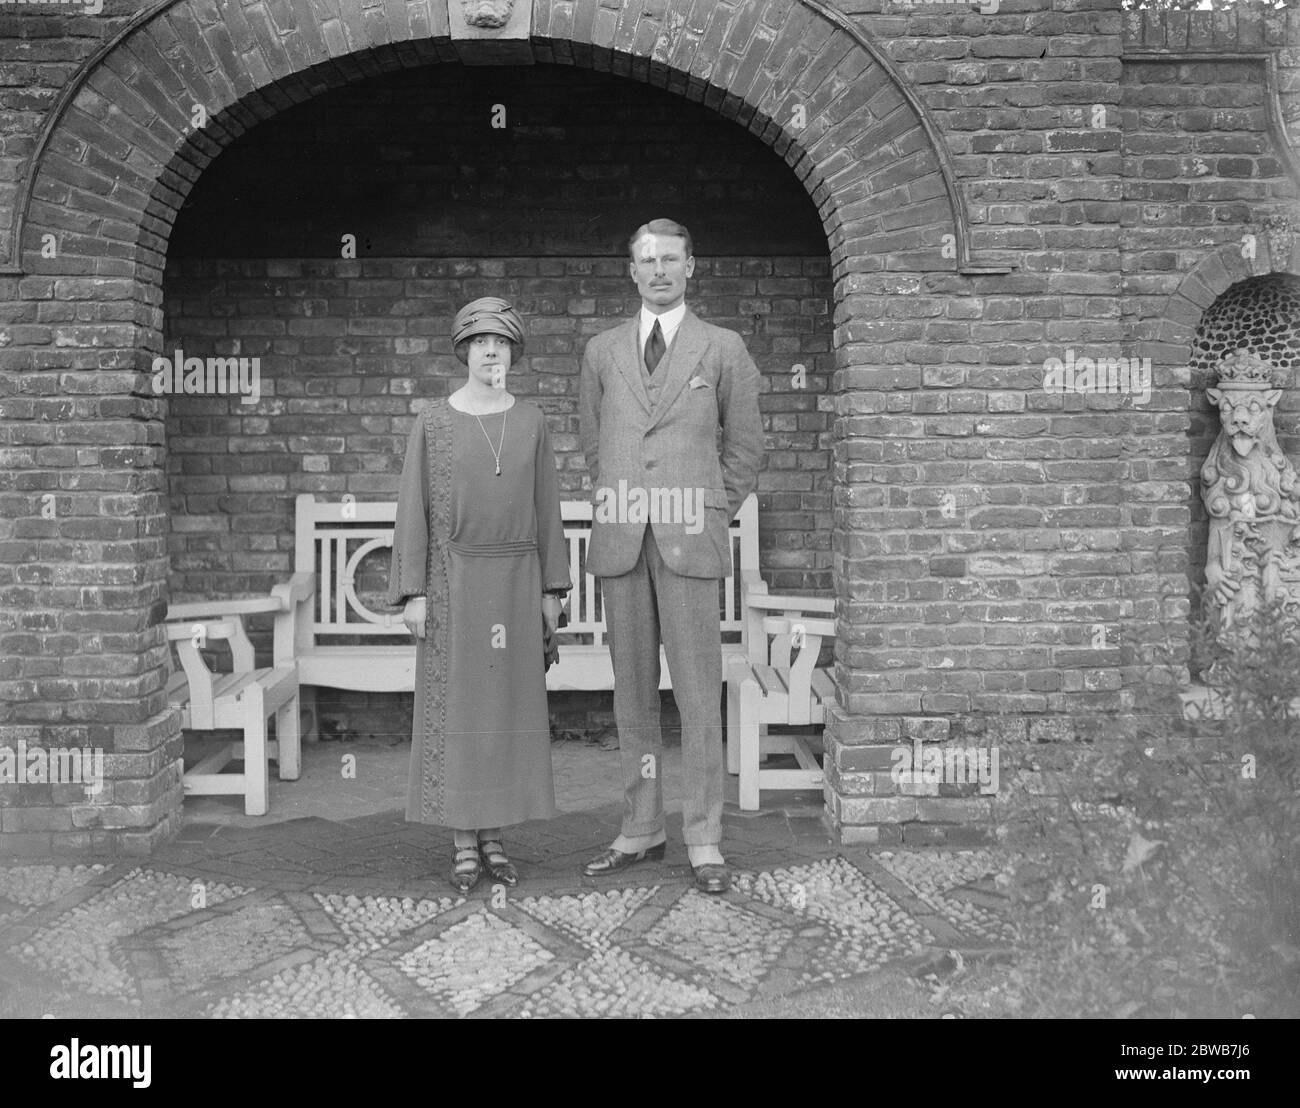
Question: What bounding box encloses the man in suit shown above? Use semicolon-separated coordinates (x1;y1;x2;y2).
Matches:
579;218;763;893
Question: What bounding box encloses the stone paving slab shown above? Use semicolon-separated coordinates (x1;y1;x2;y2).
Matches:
0;741;1016;1018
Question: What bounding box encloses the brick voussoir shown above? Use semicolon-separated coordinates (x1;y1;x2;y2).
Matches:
121;28;195;110
611;0;644;56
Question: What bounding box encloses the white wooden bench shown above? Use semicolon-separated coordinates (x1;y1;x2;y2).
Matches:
725;585;837;810
274;492;760;739
164;603;301;816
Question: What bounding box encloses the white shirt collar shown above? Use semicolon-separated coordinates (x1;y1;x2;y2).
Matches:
639;302;687;351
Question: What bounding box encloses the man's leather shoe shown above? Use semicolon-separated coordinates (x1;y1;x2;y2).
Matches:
582;841;666;876
691;862;731;894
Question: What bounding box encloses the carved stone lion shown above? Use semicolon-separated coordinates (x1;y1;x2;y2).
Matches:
462;0;515;29
1201;349;1300;639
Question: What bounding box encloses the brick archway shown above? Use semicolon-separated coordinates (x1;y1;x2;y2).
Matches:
8;0;987;279
6;0;984;854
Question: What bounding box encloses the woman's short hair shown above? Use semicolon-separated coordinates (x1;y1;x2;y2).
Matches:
454;337;522;366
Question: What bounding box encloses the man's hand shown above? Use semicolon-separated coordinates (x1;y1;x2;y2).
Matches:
402;596;427;639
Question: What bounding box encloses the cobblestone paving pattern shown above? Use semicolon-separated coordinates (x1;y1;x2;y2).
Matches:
0;744;1017;1017
0;843;1016;1018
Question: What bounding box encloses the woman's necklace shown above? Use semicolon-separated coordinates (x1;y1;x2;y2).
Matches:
472;405;508;476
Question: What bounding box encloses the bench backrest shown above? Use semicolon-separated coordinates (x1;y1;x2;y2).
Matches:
293;492;758;646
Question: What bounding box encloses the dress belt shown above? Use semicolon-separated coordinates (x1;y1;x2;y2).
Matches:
446;539;537;557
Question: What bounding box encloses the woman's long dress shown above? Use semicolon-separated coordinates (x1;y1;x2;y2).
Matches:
387;397;570;828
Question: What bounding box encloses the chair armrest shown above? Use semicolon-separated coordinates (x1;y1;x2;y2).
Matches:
272;571;316;668
761;615;836;639
166;595;285;619
165;617;236;728
738;569;768;602
745;593;836;615
165;618;236;642
271;571;315;606
167;613;254;673
738;571;768;663
759;616;831;720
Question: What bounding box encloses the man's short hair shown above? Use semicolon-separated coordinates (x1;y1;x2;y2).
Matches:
628;218;693;260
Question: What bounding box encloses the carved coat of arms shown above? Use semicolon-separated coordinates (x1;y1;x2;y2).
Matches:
462;0;515;29
1201;349;1300;644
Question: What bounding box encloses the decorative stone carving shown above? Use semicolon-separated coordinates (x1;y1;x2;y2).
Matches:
1262;212;1295;272
1201;350;1300;638
461;1;515;29
447;0;532;63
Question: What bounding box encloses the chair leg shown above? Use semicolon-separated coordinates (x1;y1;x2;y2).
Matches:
738;678;763;812
725;675;741;776
275;687;301;781
300;685;319;743
240;685;269;817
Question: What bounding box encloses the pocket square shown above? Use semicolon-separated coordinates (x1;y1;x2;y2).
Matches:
688;376;712;389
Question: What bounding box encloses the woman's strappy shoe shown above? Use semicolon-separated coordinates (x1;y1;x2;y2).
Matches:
478;838;519;887
450;844;483;892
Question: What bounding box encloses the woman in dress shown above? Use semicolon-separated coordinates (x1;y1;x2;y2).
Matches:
387;297;570;891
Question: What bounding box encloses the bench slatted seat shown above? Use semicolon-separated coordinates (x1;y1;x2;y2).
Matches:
277;493;760;739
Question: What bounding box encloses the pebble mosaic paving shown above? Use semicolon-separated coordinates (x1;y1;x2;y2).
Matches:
876;850;1017;945
0;848;1018;1018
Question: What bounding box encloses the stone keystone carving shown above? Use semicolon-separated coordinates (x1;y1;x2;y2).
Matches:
462;0;515;28
1201;349;1300;638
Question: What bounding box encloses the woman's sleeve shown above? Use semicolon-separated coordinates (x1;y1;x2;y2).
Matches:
387;411;430;606
534;410;572;594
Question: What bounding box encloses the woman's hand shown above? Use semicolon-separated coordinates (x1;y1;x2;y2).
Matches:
403;596;427;639
541;594;563;639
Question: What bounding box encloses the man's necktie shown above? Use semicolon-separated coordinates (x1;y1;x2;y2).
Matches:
645;319;665;375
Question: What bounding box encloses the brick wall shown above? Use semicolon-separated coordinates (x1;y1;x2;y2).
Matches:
1118;11;1300;625
170;64;826;258
161;62;837;616
826;0;1128;741
163;255;833;582
2;0;1299;855
162;253;833;737
159;63;834;737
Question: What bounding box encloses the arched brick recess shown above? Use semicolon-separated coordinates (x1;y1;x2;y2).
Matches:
1156;240;1300;353
9;0;969;852
1183;271;1300;619
1136;242;1300;690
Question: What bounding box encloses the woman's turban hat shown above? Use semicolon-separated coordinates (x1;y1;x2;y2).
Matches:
452;297;525;355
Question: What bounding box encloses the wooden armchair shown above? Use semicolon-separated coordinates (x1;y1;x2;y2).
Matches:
725;575;837;810
165;596;301;816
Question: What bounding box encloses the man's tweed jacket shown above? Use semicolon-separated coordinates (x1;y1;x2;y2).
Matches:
579;308;763;579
